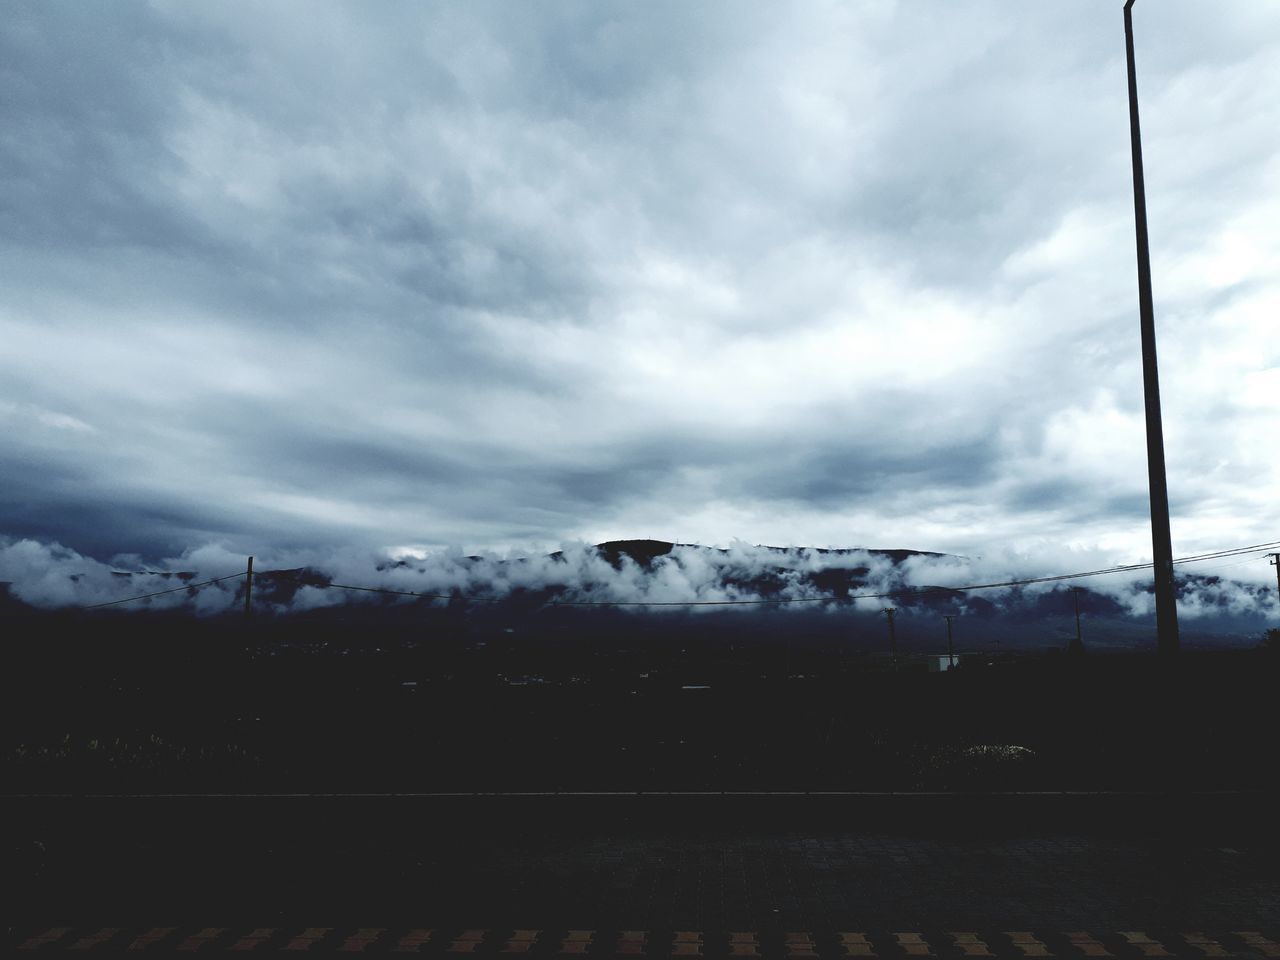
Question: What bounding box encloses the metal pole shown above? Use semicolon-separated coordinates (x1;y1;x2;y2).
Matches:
943;614;957;669
1124;0;1180;656
244;556;254;620
884;608;898;670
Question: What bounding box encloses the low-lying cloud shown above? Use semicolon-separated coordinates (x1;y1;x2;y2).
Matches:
3;536;1275;633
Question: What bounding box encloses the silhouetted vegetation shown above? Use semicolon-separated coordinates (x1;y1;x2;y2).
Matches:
3;608;1278;795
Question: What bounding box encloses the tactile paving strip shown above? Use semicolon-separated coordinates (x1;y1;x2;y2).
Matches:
10;927;1280;957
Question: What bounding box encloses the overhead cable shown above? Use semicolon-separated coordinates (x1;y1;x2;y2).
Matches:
80;572;245;610
74;538;1280;611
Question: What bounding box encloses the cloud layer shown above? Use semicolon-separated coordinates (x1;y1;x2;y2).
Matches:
2;2;1278;565
2;537;1275;642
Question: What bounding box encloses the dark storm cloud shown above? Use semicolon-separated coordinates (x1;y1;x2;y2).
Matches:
1;1;1277;564
0;455;229;558
652;417;1009;512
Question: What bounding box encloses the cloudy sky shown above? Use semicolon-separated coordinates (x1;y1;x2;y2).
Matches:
2;0;1278;571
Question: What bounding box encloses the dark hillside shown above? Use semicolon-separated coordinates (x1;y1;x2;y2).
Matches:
3;611;1278;796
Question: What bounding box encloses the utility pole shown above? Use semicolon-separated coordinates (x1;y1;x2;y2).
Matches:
1268;553;1280;601
883;608;899;671
1070;587;1085;656
243;556;254;621
943;614;957;669
1124;0;1180;656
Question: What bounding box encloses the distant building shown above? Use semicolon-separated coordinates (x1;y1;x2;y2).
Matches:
927;655;961;673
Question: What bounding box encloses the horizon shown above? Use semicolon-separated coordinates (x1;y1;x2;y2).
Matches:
4;534;1276;638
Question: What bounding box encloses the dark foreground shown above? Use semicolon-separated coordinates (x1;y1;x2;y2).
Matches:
6;631;1280;952
5;630;1280;794
5;794;1280;955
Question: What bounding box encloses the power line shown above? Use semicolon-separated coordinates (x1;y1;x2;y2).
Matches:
1179;556;1265;575
69;538;1280;612
1168;541;1280;564
80;572;245;610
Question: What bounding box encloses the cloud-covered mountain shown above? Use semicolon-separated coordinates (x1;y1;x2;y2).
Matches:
2;536;1274;651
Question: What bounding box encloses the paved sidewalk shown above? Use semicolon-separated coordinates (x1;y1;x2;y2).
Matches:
397;832;1279;930
9;829;1280;931
7;797;1280;952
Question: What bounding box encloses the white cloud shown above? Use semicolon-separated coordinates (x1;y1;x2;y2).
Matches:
2;537;1274;636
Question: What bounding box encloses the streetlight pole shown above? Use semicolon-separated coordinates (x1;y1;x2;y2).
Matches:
1124;0;1180;656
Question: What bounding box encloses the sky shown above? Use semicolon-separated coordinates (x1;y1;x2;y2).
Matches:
2;0;1279;578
